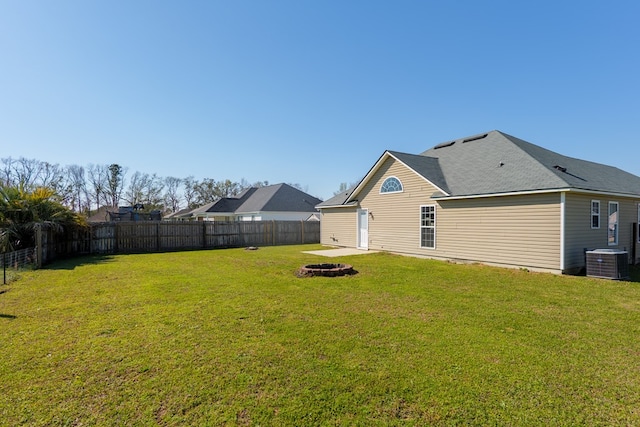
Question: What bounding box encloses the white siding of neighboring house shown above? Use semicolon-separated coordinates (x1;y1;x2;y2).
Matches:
236;212;317;221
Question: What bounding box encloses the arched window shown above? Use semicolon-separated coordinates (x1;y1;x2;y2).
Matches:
380;176;403;194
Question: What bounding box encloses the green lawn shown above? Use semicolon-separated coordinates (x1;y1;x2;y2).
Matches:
2;245;640;426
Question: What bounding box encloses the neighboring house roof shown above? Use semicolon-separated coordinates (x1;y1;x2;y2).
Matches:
236;184;320;213
194;183;322;216
339;130;640;203
316;187;358;208
87;206;118;223
189;201;218;216
163;207;194;220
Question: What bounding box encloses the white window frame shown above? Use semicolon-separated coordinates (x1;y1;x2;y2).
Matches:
608;201;619;246
420;204;436;249
380;176;403;194
591;200;600;229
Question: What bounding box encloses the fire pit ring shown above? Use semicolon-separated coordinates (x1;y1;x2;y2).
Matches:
296;263;356;277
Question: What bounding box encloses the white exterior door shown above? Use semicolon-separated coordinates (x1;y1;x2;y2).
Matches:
357;209;369;249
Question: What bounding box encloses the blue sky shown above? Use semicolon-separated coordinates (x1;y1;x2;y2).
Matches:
1;1;639;201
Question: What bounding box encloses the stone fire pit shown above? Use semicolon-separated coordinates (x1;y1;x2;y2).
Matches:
296;263;356;277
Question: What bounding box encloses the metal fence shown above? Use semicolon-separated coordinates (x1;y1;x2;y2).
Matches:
2;247;36;270
36;220;320;266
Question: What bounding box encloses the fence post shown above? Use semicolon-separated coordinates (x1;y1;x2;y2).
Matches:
272;221;276;246
114;223;119;253
35;223;43;269
89;224;93;254
301;220;304;244
156;222;161;251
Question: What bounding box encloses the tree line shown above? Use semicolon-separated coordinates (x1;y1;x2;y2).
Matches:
0;157;307;215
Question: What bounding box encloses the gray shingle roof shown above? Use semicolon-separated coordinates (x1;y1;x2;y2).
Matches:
340;130;640;202
316;187;357;208
387;151;450;195
236;183;321;212
197;183;321;214
416;131;640;197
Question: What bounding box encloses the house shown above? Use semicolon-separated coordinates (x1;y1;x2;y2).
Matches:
88;205;162;222
87;206;118;223
184;183;322;222
162;207;193;221
317;130;640;274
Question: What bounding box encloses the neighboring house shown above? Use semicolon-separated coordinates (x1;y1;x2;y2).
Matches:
162;207;193;221
306;213;321;221
184;183;322;222
317;130;640;274
88;205;162;222
108;205;162;221
87;206;118;223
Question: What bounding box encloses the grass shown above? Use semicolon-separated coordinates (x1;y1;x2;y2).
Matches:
2;245;640;426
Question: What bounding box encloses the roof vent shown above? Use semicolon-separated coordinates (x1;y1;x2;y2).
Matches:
554;165;567;173
462;133;488;143
434;140;455;149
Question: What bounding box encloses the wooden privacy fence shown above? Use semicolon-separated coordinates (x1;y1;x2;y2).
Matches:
37;221;320;266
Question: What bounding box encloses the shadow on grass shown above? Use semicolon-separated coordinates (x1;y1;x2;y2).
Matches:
0;314;17;320
43;254;117;270
629;265;640;283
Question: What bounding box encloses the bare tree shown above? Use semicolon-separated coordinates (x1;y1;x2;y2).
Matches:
143;174;165;211
192;178;218;205
87;164;108;211
333;181;360;196
183;176;198;209
15;157;41;188
66;164;87;213
2;154;295;217
214;179;241;198
0;157;45;189
123;171;146;207
239;178;269;191
163;176;182;213
124;172;165;211
0;157;16;186
38;162;65;192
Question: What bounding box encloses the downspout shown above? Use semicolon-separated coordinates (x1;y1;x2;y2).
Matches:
560;192;566;273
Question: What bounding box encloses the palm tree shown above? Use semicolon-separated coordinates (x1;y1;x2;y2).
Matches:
0;185;87;252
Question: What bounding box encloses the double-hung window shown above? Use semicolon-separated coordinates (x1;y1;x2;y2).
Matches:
420;205;436;249
591;200;600;229
608;201;619;245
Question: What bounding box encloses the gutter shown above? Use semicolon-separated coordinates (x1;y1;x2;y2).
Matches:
432;187;640;201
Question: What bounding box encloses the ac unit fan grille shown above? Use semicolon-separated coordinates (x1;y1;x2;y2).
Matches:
586;250;630;280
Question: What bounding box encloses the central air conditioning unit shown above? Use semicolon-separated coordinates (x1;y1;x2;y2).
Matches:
586;249;630;280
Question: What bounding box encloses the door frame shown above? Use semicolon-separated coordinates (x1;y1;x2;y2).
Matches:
357;209;369;249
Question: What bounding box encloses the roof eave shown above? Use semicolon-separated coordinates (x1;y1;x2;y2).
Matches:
346;151;450;204
317;202;358;209
433;187;640;201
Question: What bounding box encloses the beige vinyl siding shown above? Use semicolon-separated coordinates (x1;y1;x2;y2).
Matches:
564;193;640;269
319;207;358;247
435;194;561;271
357;158;439;252
355;157;562;271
